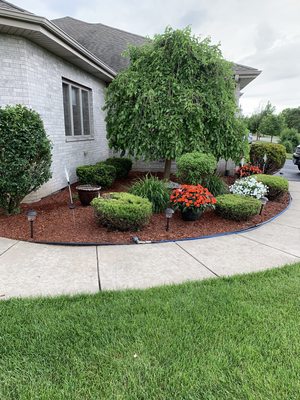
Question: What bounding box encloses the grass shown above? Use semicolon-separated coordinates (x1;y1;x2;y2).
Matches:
286;152;293;160
1;263;300;399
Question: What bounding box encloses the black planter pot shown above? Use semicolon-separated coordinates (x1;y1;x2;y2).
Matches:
76;185;101;206
181;208;203;221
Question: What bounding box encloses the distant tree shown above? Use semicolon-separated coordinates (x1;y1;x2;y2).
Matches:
280;107;300;132
104;27;247;179
259;114;285;142
246;101;275;140
279;127;300;152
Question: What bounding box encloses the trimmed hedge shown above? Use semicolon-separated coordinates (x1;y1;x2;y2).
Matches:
105;157;132;179
216;194;261;221
0;105;52;214
254;174;288;200
176;152;217;184
129;175;170;213
76;162;116;188
250;142;286;174
91;192;152;231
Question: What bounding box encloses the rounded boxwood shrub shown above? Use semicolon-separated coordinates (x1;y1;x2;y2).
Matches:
254;174;288;200
91;192;152;231
0;105;52;214
129;175;170;213
76;162;116;188
105;157;132;179
215;194;261;221
176;152;217;184
250;142;286;174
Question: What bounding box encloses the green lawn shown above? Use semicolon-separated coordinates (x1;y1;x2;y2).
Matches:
1;264;300;399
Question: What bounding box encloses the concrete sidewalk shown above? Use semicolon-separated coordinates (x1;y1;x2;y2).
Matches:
1;181;300;300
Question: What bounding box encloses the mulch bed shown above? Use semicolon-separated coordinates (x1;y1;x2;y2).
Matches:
0;172;290;245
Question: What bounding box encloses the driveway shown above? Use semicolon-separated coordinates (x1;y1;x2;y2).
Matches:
276;160;300;182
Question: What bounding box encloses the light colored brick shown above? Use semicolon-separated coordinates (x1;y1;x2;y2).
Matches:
0;33;109;202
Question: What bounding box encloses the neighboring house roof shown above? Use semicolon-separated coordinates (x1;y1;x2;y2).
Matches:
52;17;146;73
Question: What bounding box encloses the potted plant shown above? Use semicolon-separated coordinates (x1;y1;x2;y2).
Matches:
170;184;216;221
76;185;101;206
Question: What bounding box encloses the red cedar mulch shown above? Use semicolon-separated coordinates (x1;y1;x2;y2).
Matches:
0;172;289;245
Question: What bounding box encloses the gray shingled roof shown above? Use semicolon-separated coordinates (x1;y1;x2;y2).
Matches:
234;63;260;76
0;0;32;14
52;17;146;73
52;17;261;77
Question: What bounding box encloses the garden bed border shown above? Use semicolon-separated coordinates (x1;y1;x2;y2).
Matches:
32;194;292;247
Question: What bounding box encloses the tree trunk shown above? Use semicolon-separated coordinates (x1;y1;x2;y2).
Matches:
163;159;172;180
271;135;273;143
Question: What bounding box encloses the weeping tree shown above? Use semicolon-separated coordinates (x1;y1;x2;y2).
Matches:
104;27;247;179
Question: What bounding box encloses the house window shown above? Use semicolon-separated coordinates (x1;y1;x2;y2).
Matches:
62;80;92;138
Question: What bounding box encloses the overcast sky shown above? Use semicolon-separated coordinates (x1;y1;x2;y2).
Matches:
12;0;300;115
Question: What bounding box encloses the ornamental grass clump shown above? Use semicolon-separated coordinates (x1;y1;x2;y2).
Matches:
230;177;268;199
129;175;170;213
170;185;216;213
91;192;152;231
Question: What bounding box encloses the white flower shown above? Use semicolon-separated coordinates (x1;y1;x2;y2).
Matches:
230;177;268;199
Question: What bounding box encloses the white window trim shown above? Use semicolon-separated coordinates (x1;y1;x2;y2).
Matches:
62;79;94;141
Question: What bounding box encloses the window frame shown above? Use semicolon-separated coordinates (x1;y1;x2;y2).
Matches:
62;79;94;141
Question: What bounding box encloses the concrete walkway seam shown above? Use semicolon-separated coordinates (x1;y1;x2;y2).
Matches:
238;234;300;259
96;246;102;291
175;242;219;277
0;241;19;257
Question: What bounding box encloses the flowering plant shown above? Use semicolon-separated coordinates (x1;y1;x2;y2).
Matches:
237;163;262;177
230;176;268;199
170;184;216;212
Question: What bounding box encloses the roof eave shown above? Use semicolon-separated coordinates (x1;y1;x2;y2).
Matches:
0;8;117;82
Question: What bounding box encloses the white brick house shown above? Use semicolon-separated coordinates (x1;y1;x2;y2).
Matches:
0;0;261;201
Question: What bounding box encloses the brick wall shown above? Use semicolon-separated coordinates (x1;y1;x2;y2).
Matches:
0;33;109;202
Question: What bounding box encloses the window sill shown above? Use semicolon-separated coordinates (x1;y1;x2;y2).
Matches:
65;136;94;143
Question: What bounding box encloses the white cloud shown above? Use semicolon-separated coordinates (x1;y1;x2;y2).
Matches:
10;0;300;115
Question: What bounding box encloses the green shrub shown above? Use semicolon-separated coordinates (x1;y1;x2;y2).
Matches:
254;174;288;200
215;194;261;221
177;152;217;184
250;142;286;174
202;175;229;197
281;140;293;153
105;157;133;179
279;128;300;152
91;192;152;231
76;162;116;188
129;175;170;213
0;105;52;214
